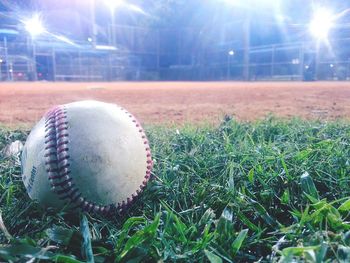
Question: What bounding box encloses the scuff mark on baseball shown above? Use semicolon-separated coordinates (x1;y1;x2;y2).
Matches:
21;100;153;215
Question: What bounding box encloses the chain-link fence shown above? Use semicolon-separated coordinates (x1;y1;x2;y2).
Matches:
1;25;350;81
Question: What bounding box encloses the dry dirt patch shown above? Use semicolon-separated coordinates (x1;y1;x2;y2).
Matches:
1;81;350;127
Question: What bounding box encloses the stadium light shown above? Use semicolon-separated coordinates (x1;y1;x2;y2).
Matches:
309;7;334;40
228;50;235;56
23;14;45;37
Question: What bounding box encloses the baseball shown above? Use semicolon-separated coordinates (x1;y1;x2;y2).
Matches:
21;100;152;214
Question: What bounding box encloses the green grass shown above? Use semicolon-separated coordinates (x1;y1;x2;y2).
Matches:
1;117;350;262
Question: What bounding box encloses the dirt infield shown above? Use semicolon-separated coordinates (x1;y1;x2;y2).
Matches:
1;81;350;127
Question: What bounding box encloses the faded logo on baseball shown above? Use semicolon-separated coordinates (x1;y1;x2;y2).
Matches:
21;147;36;194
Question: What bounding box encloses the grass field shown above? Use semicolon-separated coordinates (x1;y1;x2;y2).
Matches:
1;116;350;262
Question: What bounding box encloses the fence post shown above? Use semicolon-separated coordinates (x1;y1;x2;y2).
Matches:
52;49;56;81
243;15;250;81
4;37;10;81
299;43;304;80
271;45;275;77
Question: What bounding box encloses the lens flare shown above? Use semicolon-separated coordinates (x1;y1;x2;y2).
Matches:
309;8;334;40
23;14;45;37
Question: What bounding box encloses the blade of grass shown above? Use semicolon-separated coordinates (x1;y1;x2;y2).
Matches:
80;213;94;263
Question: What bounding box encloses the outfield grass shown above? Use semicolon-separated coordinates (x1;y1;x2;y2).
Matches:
1;118;350;262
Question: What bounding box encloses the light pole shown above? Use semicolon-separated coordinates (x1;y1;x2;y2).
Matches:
222;0;285;81
308;7;335;80
3;36;9;81
23;14;45;81
221;0;253;80
227;50;235;80
104;0;124;47
89;0;97;48
243;14;250;81
110;9;116;46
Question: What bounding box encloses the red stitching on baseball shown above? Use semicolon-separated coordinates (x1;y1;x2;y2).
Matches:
59;189;80;201
45;159;58;165
51;178;73;187
45;121;56;128
45;131;56;138
57;147;69;154
57;133;68;139
57;152;69;160
43;104;152;215
46;168;59;173
49;174;68;180
57;186;76;195
45;123;55;131
58;168;70;176
58;159;69;167
57;140;69;147
57;126;68;133
44;138;56;144
55;115;66;123
108;106;154;213
43;106;118;214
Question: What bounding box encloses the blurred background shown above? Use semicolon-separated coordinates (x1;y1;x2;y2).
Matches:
0;0;349;82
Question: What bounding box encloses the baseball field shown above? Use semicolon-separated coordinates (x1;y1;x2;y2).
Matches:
1;81;350;262
1;81;350;127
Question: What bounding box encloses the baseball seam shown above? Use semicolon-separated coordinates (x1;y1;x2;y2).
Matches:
43;105;153;215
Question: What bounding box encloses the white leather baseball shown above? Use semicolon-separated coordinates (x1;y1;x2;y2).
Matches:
21;100;152;214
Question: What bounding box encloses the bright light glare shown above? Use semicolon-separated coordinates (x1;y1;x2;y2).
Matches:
222;0;281;8
95;45;117;50
309;8;334;40
23;14;45;37
104;0;148;16
104;0;124;10
127;3;148;15
54;35;76;46
228;50;235;56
